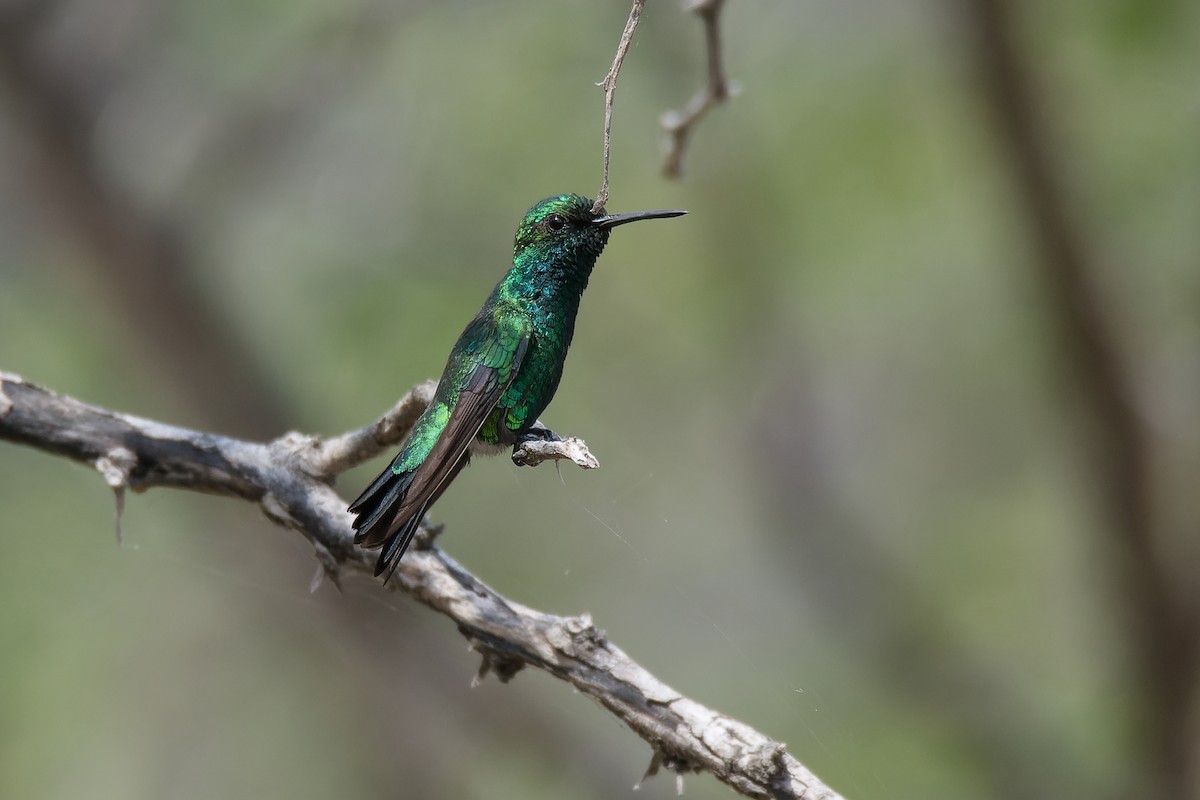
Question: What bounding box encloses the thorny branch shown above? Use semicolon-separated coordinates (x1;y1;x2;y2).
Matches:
662;0;732;178
592;0;646;215
0;373;844;800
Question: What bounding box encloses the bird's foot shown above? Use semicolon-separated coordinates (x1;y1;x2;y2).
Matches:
515;423;563;446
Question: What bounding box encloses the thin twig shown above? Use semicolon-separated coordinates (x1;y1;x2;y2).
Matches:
662;0;730;178
511;436;598;469
0;373;845;800
592;0;646;215
308;379;438;475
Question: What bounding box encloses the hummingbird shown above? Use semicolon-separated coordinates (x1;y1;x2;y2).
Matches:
348;193;685;580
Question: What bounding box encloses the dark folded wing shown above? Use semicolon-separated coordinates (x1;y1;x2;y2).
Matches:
376;312;531;548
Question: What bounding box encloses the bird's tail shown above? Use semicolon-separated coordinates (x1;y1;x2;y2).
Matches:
348;465;423;581
348;452;470;582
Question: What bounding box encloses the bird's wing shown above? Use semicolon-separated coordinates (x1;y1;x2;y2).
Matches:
378;312;531;542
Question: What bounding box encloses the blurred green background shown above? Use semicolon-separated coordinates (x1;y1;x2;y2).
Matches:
1;1;1197;799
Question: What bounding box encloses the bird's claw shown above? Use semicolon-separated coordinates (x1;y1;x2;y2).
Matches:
516;424;563;445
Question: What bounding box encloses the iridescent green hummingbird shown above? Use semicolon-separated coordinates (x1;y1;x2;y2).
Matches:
348;193;685;580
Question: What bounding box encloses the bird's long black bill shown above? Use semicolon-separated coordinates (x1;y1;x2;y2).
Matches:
591;209;687;228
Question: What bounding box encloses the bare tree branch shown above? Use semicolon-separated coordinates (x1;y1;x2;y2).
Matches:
0;372;845;800
308;379;438;475
662;0;731;178
592;0;647;215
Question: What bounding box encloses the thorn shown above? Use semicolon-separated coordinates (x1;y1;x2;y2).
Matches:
634;750;663;790
310;541;343;592
95;447;136;546
472;652;491;687
469;644;525;685
412;518;445;551
113;485;125;546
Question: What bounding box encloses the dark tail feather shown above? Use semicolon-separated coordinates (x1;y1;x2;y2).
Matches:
377;511;426;582
348;452;472;583
373;453;472;581
348;466;414;546
348;465;423;581
348;464;400;517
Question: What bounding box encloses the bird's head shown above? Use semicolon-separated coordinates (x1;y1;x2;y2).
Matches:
513;193;685;270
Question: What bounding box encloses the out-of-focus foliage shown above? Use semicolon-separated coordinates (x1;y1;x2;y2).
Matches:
1;1;1196;799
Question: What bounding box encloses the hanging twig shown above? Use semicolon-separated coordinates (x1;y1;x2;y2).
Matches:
592;0;646;215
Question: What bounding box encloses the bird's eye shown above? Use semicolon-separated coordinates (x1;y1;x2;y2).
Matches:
547;214;567;231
